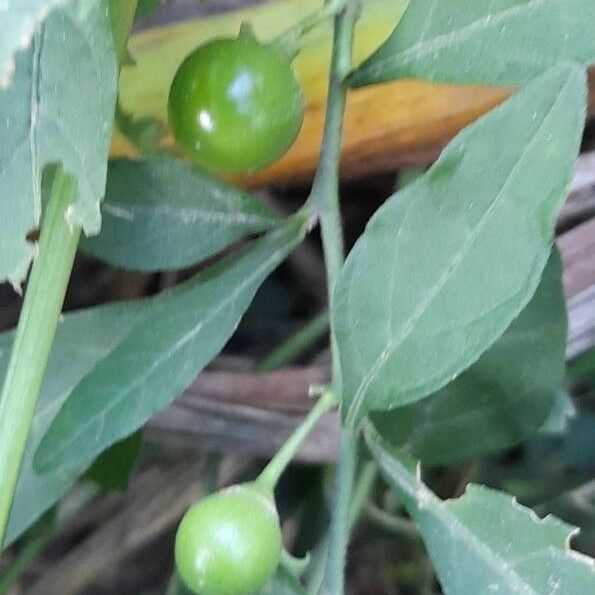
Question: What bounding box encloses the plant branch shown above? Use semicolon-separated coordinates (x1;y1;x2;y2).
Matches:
0;5;138;549
271;0;349;59
365;502;420;539
307;1;358;593
256;310;330;372
0;170;80;547
257;390;336;491
306;460;377;594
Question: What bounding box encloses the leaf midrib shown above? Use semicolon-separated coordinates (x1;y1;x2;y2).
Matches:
362;0;550;78
42;232;295;468
371;436;544;595
347;73;571;424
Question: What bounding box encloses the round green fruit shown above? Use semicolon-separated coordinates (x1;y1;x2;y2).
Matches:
167;25;305;173
175;482;282;595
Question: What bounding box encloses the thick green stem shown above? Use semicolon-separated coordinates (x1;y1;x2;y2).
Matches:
256;310;330;372
257;390;336;491
0;170;80;547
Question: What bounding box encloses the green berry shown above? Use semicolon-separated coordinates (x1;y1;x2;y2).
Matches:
175;482;282;595
167;25;304;173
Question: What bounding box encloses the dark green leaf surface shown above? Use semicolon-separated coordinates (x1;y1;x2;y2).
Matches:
350;0;595;87
371;251;567;465
333;63;585;426
85;431;143;491
0;0;117;287
81;156;280;271
2;300;150;546
34;219;306;475
366;425;595;594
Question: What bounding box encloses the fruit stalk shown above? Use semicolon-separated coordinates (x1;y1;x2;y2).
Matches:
257;389;336;490
255;309;330;372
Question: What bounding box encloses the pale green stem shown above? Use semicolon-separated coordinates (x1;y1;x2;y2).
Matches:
307;1;358;593
318;429;357;595
365;502;420;539
0;170;80;547
348;462;377;526
271;0;349;59
257;390;336;491
256;310;330;372
0;2;138;549
307;461;377;594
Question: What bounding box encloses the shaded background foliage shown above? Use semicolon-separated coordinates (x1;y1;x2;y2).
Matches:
1;1;595;594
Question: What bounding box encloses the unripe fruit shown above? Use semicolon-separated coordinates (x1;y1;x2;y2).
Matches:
167;25;305;173
175;482;282;595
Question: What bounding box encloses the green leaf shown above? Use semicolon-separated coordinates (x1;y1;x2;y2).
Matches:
0;0;117;287
80;156;280;271
350;0;595;88
0;0;74;87
4;219;304;545
34;219;306;475
333;62;585;427
135;0;163;19
3;300;150;546
371;251;567;465
366;425;595;594
84;430;143;491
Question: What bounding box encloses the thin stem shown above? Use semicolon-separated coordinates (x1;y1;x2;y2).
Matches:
365;502;420;539
0;514;54;593
348;462;377;527
257;390;336;491
310;8;353;302
318;429;357;595
309;0;356;391
256;310;330;372
0;170;80;547
306;460;376;595
307;1;358;593
271;0;348;59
